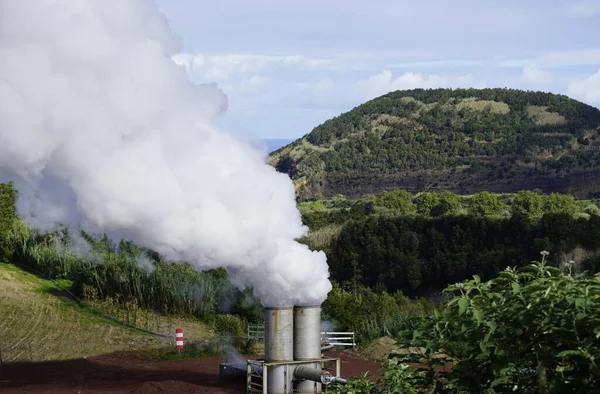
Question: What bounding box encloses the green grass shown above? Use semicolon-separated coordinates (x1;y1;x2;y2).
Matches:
0;262;213;362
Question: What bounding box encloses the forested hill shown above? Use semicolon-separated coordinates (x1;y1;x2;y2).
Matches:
269;88;600;198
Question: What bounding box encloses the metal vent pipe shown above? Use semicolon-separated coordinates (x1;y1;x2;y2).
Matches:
293;305;322;393
264;307;294;393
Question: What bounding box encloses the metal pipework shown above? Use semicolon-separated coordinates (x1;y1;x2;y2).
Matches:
264;307;294;393
294;366;348;385
293;306;322;360
293;306;323;392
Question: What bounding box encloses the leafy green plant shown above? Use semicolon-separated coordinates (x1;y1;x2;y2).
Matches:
375;190;416;214
322;282;435;343
470;191;506;217
397;252;600;393
0;182;18;261
325;358;451;394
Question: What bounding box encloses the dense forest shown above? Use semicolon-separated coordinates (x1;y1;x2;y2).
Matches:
298;189;600;298
269;88;600;198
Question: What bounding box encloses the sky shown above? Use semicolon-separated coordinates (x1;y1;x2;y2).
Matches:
152;0;600;140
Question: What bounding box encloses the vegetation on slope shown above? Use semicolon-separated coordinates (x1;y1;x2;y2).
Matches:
329;255;600;393
0;182;262;356
0;262;162;362
298;189;600;298
3;178;600;365
270;88;600;198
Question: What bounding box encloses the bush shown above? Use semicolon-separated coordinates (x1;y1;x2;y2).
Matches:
470;191;506;216
511;190;545;220
326;358;449;393
415;192;440;216
544;193;577;216
432;191;463;216
375;190;416;214
205;313;248;336
396;252;600;393
0;182;18;262
322;282;436;343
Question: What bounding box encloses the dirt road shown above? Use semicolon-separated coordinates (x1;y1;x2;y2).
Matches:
0;350;382;393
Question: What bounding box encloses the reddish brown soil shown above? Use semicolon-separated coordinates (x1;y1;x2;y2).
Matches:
0;350;383;393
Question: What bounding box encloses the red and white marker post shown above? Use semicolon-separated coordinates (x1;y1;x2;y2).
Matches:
176;328;184;352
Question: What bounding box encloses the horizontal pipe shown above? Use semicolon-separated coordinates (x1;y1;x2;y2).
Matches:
294;366;332;384
294;366;348;386
330;377;348;385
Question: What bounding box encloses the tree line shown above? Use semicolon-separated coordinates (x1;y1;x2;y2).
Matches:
309;189;600;298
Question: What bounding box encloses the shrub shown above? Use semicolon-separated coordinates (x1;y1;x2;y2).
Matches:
322;282;436;343
396;252;600;393
470;191;506;217
432;191;463;216
326;358;451;393
375;190;416;214
511;190;545;220
415;192;440;216
0;182;18;261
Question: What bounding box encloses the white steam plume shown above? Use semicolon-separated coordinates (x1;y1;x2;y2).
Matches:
0;0;331;307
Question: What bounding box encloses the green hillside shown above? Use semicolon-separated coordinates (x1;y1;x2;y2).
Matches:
269;88;600;198
0;262;219;362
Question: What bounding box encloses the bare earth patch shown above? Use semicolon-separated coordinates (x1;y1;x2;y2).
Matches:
0;349;382;393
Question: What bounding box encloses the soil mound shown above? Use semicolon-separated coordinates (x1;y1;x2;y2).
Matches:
359;337;426;362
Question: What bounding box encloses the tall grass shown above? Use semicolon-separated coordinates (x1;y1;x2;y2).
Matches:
6;221;263;331
322;282;437;345
355;314;428;344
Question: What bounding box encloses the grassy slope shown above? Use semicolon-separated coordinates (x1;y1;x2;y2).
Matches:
0;262;213;362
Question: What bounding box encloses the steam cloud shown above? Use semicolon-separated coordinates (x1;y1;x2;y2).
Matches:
0;0;331;307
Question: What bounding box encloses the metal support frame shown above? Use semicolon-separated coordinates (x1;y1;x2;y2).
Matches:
246;357;341;394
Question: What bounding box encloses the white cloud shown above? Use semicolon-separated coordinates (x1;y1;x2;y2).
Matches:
282;55;334;69
521;65;553;90
568;69;600;105
169;49;600;139
171;53;334;84
351;70;481;102
172;53;278;83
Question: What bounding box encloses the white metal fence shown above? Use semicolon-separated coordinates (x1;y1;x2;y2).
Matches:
246;325;355;349
320;331;356;348
247;324;265;341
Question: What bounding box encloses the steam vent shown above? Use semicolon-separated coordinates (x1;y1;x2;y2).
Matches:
243;304;347;393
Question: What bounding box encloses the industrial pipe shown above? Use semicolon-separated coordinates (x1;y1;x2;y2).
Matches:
294;366;348;386
294;306;322;392
293;306;321;360
264;307;294;393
